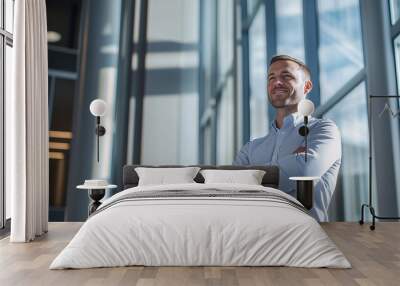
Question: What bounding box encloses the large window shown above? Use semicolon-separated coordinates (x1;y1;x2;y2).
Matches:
218;0;234;78
317;0;364;103
393;13;400;98
141;0;199;165
390;0;400;215
316;0;368;221
216;0;235;163
276;0;305;62
246;0;259;16
390;0;400;25
394;35;400;95
324;83;368;221
217;77;234;164
1;0;14;229
249;5;267;139
198;0;390;222
199;0;237;164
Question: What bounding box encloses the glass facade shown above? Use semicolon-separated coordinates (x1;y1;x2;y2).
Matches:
5;45;12;220
317;0;364;103
276;0;305;62
1;0;14;228
137;0;374;222
390;3;400;218
217;0;234;78
5;0;13;33
390;0;400;25
249;5;268;139
247;0;259;16
394;35;400;95
198;2;370;221
141;0;199;165
217;78;234;164
324;83;368;221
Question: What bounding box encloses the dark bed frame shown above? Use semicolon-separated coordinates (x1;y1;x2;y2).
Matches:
122;165;279;190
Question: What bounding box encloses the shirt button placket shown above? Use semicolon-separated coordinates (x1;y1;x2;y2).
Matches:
271;131;282;163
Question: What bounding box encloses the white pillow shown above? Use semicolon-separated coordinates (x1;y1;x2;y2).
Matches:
135;167;201;186
200;169;266;185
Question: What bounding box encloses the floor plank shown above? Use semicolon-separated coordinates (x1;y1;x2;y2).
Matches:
0;222;399;286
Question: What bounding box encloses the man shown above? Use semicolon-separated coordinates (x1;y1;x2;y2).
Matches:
233;55;341;222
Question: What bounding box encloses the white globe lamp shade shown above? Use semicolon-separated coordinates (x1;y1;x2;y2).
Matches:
298;99;315;116
90;99;107;117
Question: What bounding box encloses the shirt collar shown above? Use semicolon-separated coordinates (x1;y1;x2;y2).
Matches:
271;112;304;131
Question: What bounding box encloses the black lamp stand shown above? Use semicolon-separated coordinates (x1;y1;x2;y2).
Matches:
298;116;309;162
88;189;105;215
359;95;400;230
95;116;106;162
296;180;313;210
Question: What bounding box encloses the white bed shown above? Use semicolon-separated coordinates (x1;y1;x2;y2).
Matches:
50;183;350;269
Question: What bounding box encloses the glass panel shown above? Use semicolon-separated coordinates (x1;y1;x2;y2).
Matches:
199;0;217;105
203;124;213;164
247;0;259;16
5;44;12;219
142;0;199;164
0;0;3;29
318;0;364;103
217;77;234;164
249;5;268;139
393;35;400;95
5;0;14;33
0;40;3;227
390;0;400;25
324;82;368;221
276;0;305;62
218;0;233;78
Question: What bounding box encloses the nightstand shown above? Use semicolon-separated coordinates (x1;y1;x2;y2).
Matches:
77;180;117;215
289;176;319;210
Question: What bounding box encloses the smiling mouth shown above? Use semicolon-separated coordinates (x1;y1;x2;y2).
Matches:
272;89;288;94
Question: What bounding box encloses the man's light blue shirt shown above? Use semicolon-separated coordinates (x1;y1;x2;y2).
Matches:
233;112;341;221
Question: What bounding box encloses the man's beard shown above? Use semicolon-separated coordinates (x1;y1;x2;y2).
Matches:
268;90;299;109
268;95;292;108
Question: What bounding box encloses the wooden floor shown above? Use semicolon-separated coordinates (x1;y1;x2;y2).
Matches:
0;222;399;286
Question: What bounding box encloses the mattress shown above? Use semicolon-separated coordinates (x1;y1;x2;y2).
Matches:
50;183;350;269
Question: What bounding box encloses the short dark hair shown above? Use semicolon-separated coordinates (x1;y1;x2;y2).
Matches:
270;55;311;80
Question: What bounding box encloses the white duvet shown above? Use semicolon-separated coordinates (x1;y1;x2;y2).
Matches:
50;183;351;269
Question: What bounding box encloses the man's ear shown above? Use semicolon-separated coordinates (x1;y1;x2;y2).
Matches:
304;80;313;95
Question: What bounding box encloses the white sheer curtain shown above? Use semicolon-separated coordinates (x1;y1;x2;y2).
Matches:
6;0;49;242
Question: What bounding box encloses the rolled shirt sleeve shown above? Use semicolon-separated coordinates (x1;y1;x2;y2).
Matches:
277;120;342;221
277;120;341;181
231;116;342;221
